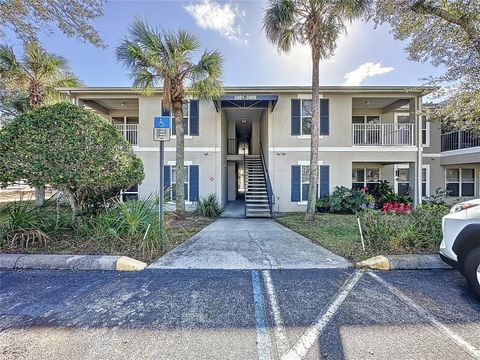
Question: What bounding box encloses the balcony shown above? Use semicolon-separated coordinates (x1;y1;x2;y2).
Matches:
441;129;480;152
114;124;138;146
352;123;415;146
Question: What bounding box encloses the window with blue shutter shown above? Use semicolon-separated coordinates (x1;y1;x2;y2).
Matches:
319;165;330;198
291;165;301;202
320;99;329;135
190;100;199;136
164;165;171;196
291;99;301;135
189;165;199;201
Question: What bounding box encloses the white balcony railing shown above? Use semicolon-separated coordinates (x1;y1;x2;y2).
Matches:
114;124;138;146
352;123;415;146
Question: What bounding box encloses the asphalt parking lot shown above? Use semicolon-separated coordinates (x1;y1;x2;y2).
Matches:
1;268;479;360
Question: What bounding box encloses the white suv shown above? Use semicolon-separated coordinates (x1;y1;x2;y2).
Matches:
440;199;480;299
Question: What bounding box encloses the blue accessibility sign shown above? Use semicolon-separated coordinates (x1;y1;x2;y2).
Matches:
154;116;170;129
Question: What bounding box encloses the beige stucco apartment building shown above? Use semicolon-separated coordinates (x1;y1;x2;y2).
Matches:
59;86;480;215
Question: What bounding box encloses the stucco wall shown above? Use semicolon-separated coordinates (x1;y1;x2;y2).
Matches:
74;89;465;212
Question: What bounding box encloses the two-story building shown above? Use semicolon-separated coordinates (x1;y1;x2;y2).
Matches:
58;86;480;217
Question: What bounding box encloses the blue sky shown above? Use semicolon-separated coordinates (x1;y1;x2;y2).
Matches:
5;0;444;87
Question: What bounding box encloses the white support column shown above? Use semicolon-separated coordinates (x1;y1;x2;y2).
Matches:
414;97;423;207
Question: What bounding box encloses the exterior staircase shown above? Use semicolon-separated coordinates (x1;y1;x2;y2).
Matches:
245;155;271;218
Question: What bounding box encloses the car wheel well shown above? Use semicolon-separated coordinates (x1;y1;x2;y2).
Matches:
453;224;480;268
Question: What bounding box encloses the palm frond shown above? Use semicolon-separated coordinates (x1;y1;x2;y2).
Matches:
263;0;299;51
189;49;224;99
0;44;26;85
23;42;70;82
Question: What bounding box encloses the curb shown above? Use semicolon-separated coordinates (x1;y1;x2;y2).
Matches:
356;254;452;271
0;254;147;272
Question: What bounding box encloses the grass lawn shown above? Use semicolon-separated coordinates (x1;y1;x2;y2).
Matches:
275;213;375;262
0;212;213;263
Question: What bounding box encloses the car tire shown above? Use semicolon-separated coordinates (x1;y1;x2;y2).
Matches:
463;247;480;300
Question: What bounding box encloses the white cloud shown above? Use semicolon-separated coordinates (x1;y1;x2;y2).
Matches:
184;0;246;44
343;62;394;86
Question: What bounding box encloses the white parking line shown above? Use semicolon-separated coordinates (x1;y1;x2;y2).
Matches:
281;271;363;360
369;272;480;360
262;270;289;356
251;270;272;360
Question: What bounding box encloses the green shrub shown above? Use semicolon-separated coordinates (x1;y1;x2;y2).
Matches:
76;196;164;256
369;180;411;206
316;197;330;211
194;194;223;218
0;199;73;247
0;102;144;215
422;188;451;205
328;186;365;214
359;203;450;253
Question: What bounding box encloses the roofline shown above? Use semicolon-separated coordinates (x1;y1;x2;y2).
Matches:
57;85;437;96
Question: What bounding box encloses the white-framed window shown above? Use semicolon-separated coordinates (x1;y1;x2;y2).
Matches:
394;164;430;197
168;165;190;202
352;115;381;124
394;113;411;124
111;116;139;145
300;99;312;136
446;168;475;197
422;115;430;147
394;112;430;146
120;184;139;201
300;165;310;202
352;168;380;190
296;161;324;204
171;102;190;136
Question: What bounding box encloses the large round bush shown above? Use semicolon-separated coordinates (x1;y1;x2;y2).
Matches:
0;102;144;212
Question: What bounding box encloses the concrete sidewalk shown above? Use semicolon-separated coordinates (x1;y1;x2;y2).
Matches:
149;218;350;270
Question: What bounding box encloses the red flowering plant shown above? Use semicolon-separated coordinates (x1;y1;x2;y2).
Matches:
382;201;412;214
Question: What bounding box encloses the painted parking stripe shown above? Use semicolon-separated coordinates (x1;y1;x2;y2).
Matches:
251;270;272;360
282;271;363;360
369;272;480;359
262;270;289;356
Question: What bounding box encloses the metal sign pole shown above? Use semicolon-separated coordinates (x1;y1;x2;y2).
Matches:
153;114;170;245
159;140;164;242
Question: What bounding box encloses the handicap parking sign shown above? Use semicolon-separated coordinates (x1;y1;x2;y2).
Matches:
154;116;170;129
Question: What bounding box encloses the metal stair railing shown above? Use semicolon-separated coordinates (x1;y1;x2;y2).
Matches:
259;142;274;214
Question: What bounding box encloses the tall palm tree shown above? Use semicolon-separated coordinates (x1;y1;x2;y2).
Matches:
0;42;79;205
263;0;370;221
116;19;223;218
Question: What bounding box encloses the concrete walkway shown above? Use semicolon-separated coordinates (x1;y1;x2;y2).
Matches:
221;199;245;218
149;218;350;270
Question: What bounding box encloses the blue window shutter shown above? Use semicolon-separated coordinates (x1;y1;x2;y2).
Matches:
291;165;301;202
319;165;330;198
189;165;199;201
161;106;170;117
163;165;171;191
291;99;301;135
190;100;199;136
320;99;329;135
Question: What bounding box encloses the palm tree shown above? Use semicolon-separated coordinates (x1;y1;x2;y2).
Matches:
263;0;370;221
0;42;79;206
116;18;223;218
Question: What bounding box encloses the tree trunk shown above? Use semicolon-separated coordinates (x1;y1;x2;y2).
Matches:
28;80;43;110
173;100;186;218
30;80;45;206
305;47;321;221
35;186;45;207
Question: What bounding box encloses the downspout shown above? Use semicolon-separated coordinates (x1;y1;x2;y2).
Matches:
416;96;423;208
